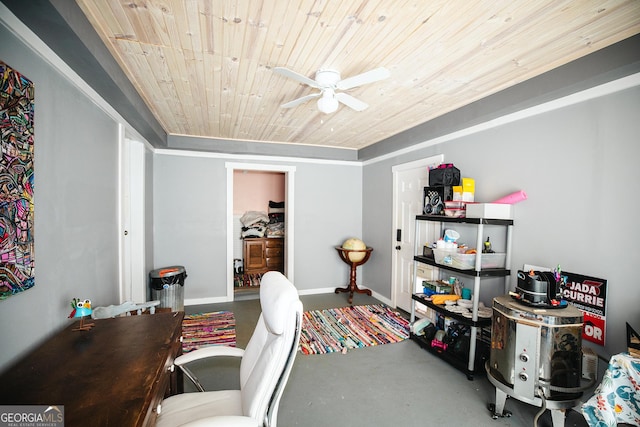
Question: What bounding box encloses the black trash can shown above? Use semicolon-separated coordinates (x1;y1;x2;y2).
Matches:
149;266;187;312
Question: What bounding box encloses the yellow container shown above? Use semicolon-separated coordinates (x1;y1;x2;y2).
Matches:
462;178;475;202
462;177;475;192
453;186;463;200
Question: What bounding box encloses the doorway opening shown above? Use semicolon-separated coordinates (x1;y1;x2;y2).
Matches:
233;170;285;295
226;162;296;301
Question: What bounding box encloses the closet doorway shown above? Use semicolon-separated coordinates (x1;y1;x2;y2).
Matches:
225;162;296;300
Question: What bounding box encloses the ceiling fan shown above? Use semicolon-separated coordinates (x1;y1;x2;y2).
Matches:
273;66;390;114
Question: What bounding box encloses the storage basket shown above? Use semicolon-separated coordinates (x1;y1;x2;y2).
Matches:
451;252;506;270
433;248;457;266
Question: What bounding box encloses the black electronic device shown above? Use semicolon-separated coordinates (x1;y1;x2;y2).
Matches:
512;270;567;308
423;186;453;215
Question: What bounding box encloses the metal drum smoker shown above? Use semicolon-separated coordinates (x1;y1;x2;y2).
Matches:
487;292;585;427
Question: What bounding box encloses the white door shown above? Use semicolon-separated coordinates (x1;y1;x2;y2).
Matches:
392;155;443;312
119;127;132;303
119;127;146;303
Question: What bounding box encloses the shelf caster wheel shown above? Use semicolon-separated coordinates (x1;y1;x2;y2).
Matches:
488;404;511;419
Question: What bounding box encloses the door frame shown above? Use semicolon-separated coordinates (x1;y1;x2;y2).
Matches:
391;154;443;309
225;162;296;300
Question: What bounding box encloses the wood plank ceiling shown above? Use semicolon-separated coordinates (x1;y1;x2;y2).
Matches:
76;0;640;150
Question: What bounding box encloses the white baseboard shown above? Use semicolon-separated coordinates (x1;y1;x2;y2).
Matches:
297;286;394;307
186;287;394;308
297;287;335;295
185;296;233;306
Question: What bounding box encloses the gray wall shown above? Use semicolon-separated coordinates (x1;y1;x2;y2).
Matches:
153;155;363;298
0;23;121;369
2;2;637;373
362;86;640;356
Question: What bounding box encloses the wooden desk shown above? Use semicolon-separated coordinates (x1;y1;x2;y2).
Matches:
0;311;184;427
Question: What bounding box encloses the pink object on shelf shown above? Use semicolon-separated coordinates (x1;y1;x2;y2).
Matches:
493;190;527;204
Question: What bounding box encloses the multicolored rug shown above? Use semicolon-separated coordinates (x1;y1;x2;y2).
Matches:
182;311;236;353
299;304;410;355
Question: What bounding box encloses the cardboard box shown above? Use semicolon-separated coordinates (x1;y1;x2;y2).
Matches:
466;203;513;219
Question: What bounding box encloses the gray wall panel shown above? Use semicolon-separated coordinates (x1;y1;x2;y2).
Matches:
153;155;228;299
152;155;362;298
0;23;120;369
292;162;363;290
362;86;640;356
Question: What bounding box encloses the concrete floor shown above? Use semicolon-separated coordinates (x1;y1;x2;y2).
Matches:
184;291;591;427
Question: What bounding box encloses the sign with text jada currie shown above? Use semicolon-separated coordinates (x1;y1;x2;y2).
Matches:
561;272;607;346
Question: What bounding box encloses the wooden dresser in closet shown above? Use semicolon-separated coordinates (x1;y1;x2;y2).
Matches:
243;237;284;274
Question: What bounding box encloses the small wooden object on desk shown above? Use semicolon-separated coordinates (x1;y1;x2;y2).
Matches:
334;246;373;304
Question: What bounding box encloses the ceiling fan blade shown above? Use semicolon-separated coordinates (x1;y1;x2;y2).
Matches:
281;92;322;108
336;67;390;90
273;67;320;88
335;92;368;111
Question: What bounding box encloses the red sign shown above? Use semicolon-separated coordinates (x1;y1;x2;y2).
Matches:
582;313;606;346
561;272;607;346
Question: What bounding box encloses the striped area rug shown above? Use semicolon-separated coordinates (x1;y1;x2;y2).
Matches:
299;304;410;355
182;311;236;353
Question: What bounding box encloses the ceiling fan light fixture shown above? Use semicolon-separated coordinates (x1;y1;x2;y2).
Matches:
274;66;389;113
317;92;338;114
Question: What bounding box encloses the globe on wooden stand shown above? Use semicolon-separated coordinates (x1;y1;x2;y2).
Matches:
334;244;373;304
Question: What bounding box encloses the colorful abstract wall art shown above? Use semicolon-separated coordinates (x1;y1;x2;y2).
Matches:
0;61;34;300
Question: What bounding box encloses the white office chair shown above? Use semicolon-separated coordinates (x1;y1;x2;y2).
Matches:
156;271;303;427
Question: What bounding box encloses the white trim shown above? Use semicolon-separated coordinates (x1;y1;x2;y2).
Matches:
364;72;640;166
128;139;146;303
295;287;393;306
117;124;129;303
284;287;337;296
226;166;234;302
225;162;296;301
156;148;361;166
391;155;444;173
185;296;231;306
370;290;393;307
225;162;297;173
284;171;295;284
118;131;147;304
185;288;391;307
169;133;358;153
